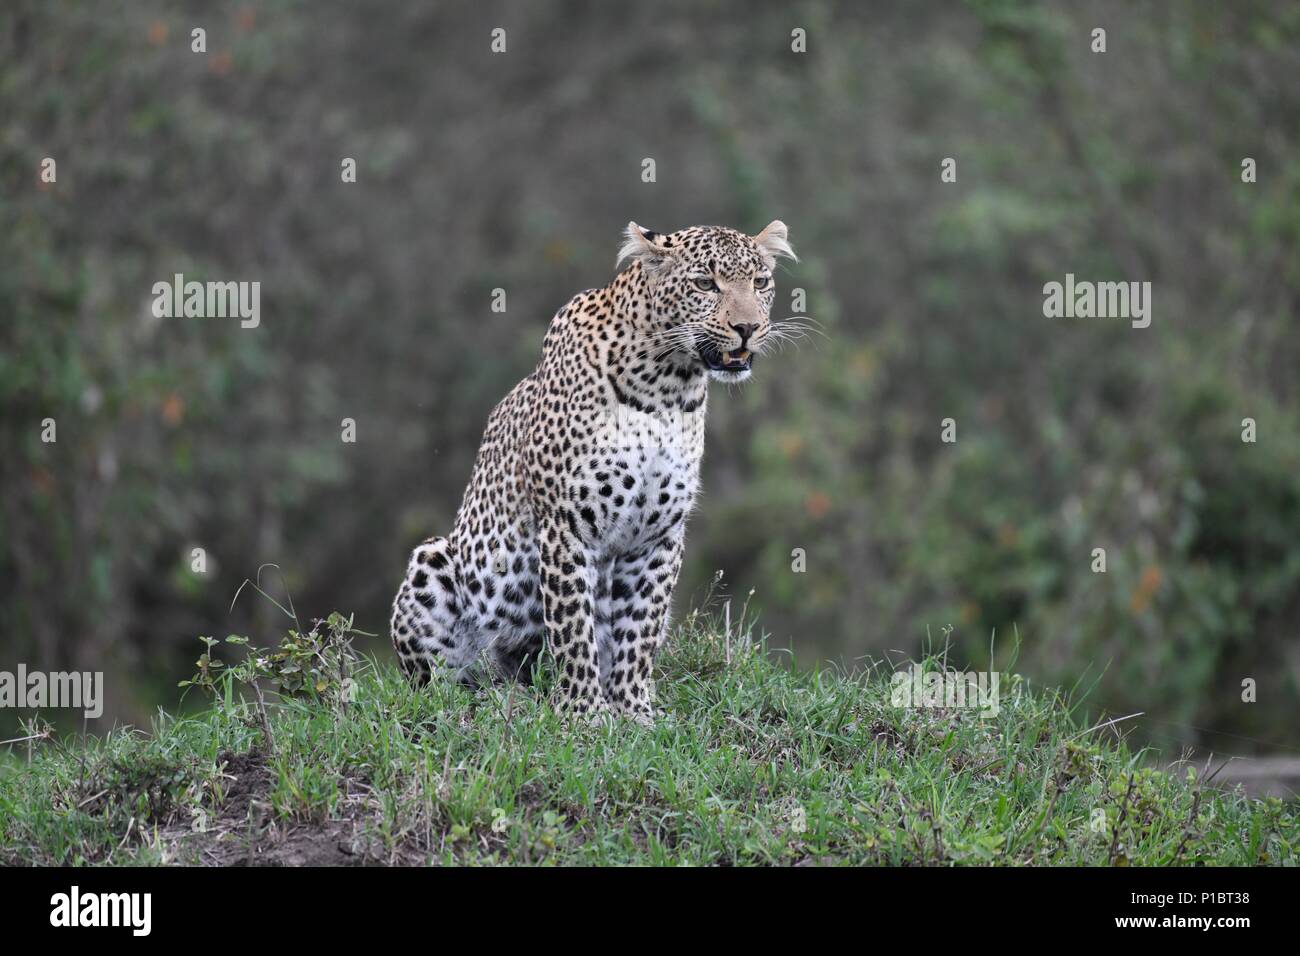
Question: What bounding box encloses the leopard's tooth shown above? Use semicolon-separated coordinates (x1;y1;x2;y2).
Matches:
722;350;734;362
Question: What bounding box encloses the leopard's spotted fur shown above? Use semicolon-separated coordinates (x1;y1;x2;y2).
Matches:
391;221;795;722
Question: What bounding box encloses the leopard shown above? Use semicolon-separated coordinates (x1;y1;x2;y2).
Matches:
390;220;795;723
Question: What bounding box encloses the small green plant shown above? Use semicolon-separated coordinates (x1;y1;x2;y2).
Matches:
177;613;369;755
180;612;365;704
178;568;371;752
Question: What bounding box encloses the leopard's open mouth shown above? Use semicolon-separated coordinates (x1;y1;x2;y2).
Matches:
698;344;753;374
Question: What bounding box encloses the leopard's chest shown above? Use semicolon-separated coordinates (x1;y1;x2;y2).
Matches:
570;404;703;555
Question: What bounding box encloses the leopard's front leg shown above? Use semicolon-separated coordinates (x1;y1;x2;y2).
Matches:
603;533;684;724
539;510;607;716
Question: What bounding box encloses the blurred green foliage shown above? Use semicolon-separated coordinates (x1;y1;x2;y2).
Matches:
1;0;1298;751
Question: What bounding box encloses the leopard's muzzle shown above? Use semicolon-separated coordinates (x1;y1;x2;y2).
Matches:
698;343;753;375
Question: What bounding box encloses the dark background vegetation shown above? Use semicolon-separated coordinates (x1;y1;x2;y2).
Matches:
3;1;1298;757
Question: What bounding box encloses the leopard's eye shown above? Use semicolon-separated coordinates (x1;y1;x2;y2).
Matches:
693;277;719;293
753;274;771;290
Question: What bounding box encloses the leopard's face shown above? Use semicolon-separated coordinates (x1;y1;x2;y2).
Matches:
620;221;796;383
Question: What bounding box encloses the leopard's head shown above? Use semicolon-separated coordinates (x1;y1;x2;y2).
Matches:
618;221;796;382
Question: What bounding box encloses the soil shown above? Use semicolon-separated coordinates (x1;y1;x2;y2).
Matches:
164;750;426;866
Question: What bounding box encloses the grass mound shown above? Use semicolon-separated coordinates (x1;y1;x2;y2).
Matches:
1;612;1294;866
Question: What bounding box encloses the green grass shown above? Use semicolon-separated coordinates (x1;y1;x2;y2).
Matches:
1;613;1295;866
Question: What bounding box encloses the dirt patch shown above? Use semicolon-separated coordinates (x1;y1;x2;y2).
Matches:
868;720;908;752
164;749;426;866
213;751;270;820
157;748;599;866
223;820;376;867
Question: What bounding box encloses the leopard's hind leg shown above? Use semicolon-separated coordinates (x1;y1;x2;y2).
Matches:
391;537;472;686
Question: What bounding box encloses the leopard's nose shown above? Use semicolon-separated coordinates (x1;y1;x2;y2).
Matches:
731;323;757;345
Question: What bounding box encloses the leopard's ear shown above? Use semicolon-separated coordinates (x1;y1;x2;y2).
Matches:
753;220;797;266
617;221;675;273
